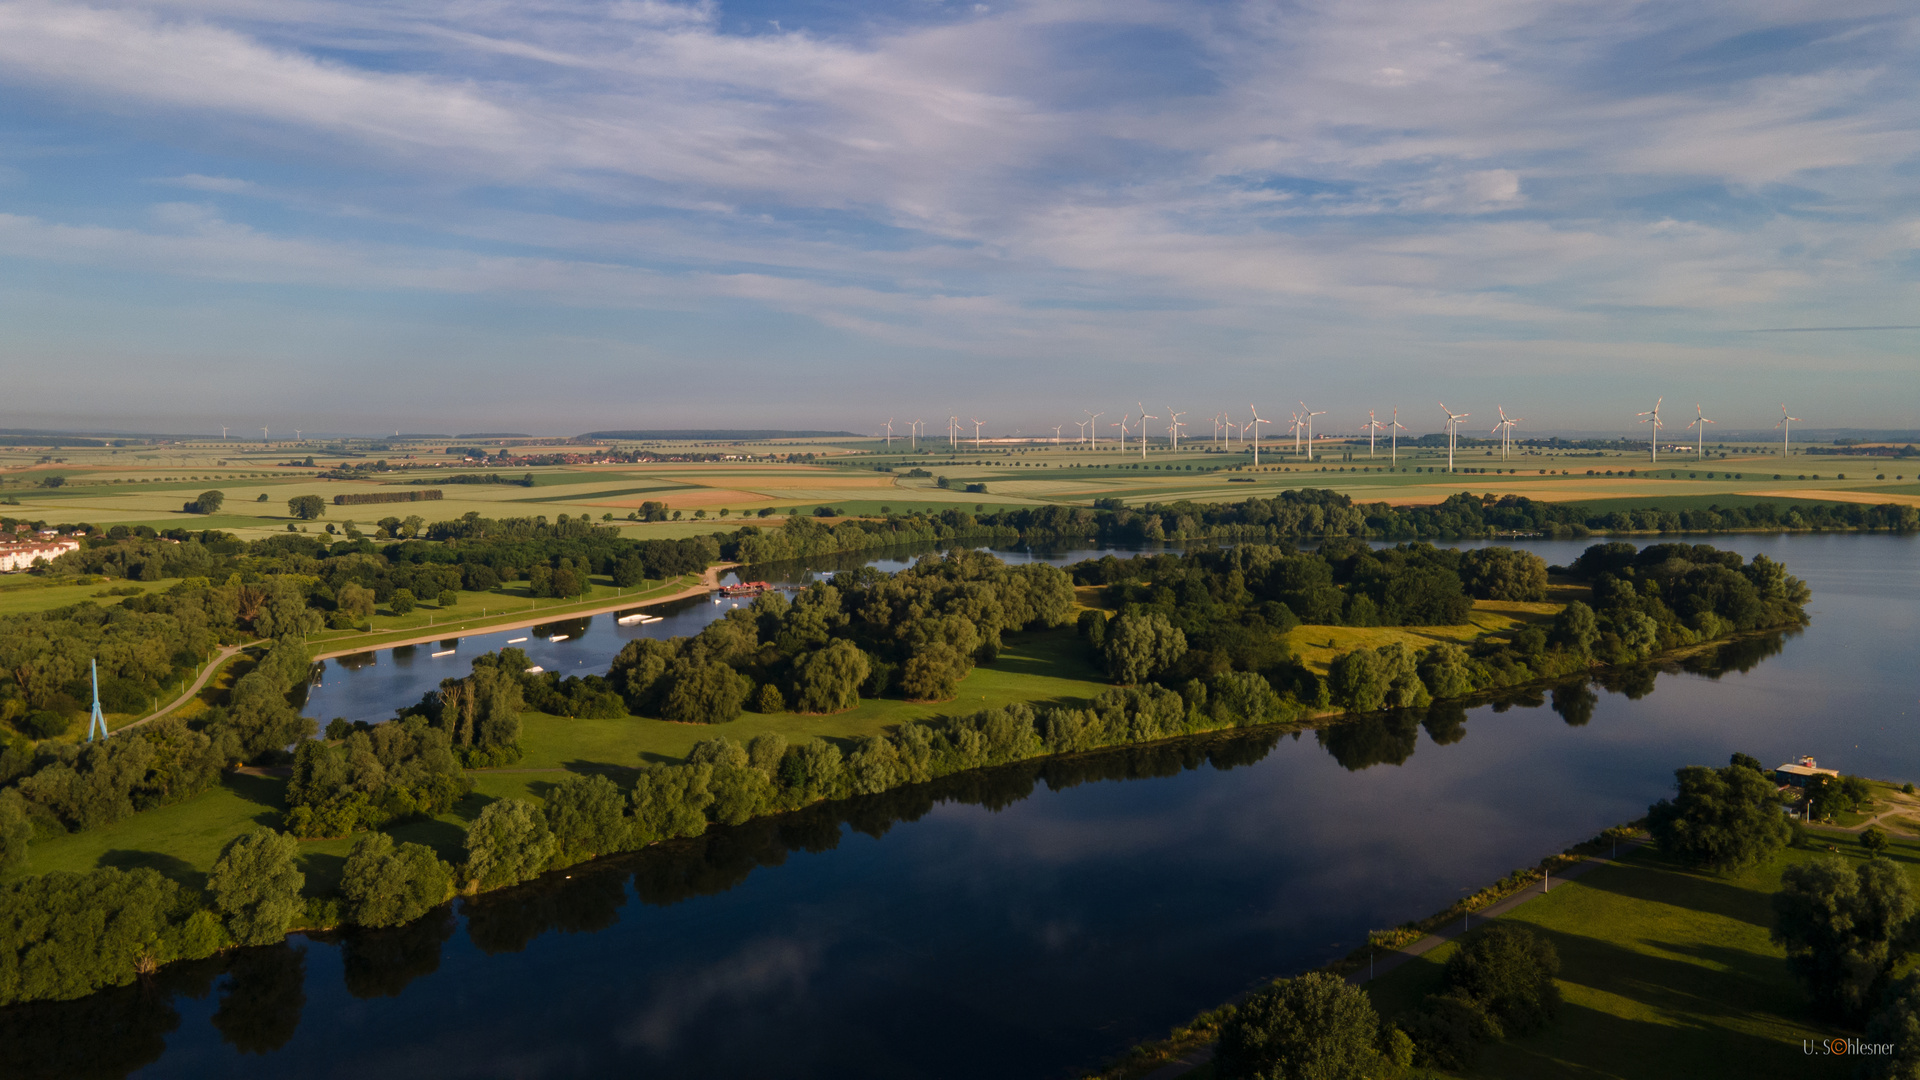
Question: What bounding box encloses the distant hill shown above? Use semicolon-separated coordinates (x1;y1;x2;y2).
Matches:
577;429;860;441
455;433;533;439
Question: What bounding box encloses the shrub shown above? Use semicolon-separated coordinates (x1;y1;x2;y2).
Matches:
339;833;451;928
1774;857;1917;1020
206;828;305;946
1216;971;1390;1079
544;775;631;865
463;798;556;889
1442;923;1561;1036
1647;757;1793;871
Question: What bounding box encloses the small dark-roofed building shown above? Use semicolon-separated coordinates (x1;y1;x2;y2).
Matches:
1776;756;1839;787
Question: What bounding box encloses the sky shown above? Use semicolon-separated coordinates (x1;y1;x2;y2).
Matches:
0;0;1916;438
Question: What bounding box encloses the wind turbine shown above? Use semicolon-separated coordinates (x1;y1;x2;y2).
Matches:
911;419;922;450
1636;397;1663;462
1166;407;1186;451
294;429;302;442
1438;403;1469;472
220;426;228;440
1075;418;1091;446
1492;407;1520;461
1365;411;1383;459
1248;405;1270;465
1112;413;1131;452
1137;403;1157;458
1288;411;1303;456
1686;405;1714;459
948;416;959;449
883;418;894;448
971;417;984;450
1299;402;1326;461
1085;410;1103;452
261;426;269;443
1052;424;1063;445
1223;410;1234;450
1777;404;1801;459
1391;408;1408;463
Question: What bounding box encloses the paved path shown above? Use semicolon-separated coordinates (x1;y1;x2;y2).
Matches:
1141;841;1648;1080
110;644;247;735
309;565;733;662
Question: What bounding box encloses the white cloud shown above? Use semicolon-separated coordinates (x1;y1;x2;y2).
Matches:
153;173;257;193
0;0;1916;426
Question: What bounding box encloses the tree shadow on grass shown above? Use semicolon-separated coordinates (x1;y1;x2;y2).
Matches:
559;758;638;778
99;848;201;889
224;771;291;820
1477;995;1838;1080
1568;858;1777;933
296;850;347;896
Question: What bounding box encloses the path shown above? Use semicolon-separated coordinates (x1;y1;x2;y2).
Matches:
308;564;734;662
111;644;247;735
1141;841;1648;1080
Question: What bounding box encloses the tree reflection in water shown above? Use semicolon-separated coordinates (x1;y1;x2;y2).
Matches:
1;627;1790;1075
212;942;307;1053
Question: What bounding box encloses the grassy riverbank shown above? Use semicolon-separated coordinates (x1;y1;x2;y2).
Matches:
1107;831;1920;1080
1361;836;1920;1079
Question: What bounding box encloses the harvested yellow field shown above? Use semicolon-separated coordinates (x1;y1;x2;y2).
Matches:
1285;600;1560;676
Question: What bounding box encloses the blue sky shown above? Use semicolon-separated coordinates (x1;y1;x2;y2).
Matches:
0;0;1916;437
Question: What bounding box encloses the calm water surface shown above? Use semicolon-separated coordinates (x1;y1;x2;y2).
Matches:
14;534;1919;1079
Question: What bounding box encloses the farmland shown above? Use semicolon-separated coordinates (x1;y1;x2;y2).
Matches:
2;434;1913;541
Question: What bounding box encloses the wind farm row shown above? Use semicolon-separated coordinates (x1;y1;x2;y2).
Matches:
876;399;1825;473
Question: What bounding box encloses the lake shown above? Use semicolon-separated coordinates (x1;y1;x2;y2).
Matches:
12;533;1917;1079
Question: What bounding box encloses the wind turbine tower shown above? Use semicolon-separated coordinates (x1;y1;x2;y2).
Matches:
1391;408;1408;464
1299;403;1326;461
971;417;984;450
1777;405;1801;459
1166;407;1185;451
220;426;228;440
1492;407;1520;461
1687;405;1714;459
884;419;894;448
261;426;269;443
1085;411;1103;452
1137;404;1156;458
1052;424;1063;445
86;660;109;742
1636;397;1663;463
1438;403;1469;473
948;416;959;449
1248;405;1270;465
911;419;922;450
1365;411;1383;459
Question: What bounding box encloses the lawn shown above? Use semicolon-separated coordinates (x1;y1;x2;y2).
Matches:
1360;837;1920;1079
0;576;180;616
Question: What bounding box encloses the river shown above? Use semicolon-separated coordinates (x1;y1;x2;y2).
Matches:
11;533;1918;1079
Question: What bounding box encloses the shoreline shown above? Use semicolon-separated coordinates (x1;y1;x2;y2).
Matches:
307;565;734;662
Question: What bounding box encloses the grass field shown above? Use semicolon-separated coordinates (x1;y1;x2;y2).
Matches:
1360;837;1920;1079
5;627;1113;892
